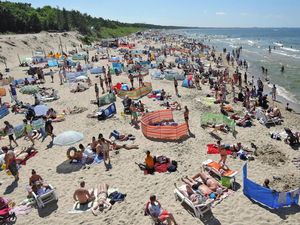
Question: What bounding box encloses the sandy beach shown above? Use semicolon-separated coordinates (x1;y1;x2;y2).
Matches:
0;31;300;225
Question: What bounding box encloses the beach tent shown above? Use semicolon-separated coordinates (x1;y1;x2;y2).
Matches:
20;86;40;95
164;70;185;81
13;118;45;139
109;57;120;62
116;82;152;100
182;78;193;88
0;105;9;119
66;71;87;82
150;69;164;80
98;93;116;106
201;113;236;134
48;60;58;67
72;53;87;61
243;164;299;209
90;67;103;74
21;57;33;65
97;103;117;120
141;109;189;141
112;62;123;73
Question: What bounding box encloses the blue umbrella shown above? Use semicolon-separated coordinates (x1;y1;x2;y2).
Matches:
34;105;48;116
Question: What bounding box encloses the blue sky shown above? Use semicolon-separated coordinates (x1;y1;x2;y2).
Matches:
8;0;300;27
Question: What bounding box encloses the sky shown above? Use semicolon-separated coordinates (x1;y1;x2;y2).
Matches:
8;0;300;27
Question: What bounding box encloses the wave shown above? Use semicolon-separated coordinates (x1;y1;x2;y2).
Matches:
267;83;299;104
272;50;300;59
281;47;299;52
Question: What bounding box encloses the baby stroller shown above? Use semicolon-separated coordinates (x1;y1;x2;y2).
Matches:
0;207;17;224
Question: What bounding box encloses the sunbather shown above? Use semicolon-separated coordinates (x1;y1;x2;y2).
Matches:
112;143;139;150
73;181;95;205
144;195;179;225
174;183;207;205
191;172;227;192
109;130;135;141
181;177;212;197
91;183;112;215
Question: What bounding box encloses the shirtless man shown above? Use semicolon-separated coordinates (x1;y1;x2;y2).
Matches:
73;181;95;204
91;183;112;215
181;176;213;197
192;172;226;192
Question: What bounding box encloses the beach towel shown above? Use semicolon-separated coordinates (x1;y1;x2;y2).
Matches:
17;151;38;166
207;144;232;155
0;105;9;119
68;189;97;214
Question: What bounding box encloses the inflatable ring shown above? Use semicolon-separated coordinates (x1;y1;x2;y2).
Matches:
67;147;79;160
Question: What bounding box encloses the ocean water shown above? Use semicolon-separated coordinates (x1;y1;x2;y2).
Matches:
174;28;300;106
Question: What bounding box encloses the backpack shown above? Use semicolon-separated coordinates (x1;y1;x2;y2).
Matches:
167;164;177;172
156;156;168;164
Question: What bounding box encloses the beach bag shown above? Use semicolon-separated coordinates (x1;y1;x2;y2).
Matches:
108;191;126;204
167;164;177;172
156;156;168;164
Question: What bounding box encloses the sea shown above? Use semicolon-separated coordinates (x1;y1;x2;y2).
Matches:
173;28;300;109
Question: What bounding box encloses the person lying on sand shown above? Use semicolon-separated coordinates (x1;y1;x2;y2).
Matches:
73;181;95;205
111;143;139;150
91;183;112;215
109;130;135;141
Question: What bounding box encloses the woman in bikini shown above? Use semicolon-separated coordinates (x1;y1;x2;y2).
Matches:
92;183;112;216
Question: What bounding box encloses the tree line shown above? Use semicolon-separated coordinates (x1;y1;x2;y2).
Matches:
0;1;186;38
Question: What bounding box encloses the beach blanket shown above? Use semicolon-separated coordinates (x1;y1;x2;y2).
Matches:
207;144;232;155
17;151;38;166
0;105;9;119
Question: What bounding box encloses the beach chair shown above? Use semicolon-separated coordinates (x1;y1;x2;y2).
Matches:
174;184;212;218
258;113;282;126
32;185;58;208
202;159;238;189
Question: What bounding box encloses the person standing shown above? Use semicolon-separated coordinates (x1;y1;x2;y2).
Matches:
23;119;34;146
128;73;134;89
173;78;178;96
9;84;17;103
271;84;277;101
3;146;19;181
107;70;112;88
184;106;189;130
94;83;99;100
42;116;55;144
3;121;18;148
59;67;63;85
99;75;105;94
244;72;247;84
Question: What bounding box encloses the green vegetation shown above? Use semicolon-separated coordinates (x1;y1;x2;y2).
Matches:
0;1;187;41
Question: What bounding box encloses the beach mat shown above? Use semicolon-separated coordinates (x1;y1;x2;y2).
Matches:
207;144;232;155
18;151;38;166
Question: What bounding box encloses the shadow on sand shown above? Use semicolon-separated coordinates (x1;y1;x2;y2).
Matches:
56;160;82;174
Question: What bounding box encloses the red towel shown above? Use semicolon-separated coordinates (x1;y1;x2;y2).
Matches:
17;151;38;166
154;163;170;173
207;144;232;155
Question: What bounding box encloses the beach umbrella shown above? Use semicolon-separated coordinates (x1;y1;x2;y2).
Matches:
75;75;88;81
34;105;48;116
53;131;84;146
20;86;39;95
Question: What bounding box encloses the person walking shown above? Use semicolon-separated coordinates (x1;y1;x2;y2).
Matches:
272;84;277;101
3;121;18;148
99;75;105;94
173;78;178;96
23;119;34;146
94;83;99;100
184;106;190;130
9;84;17;103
